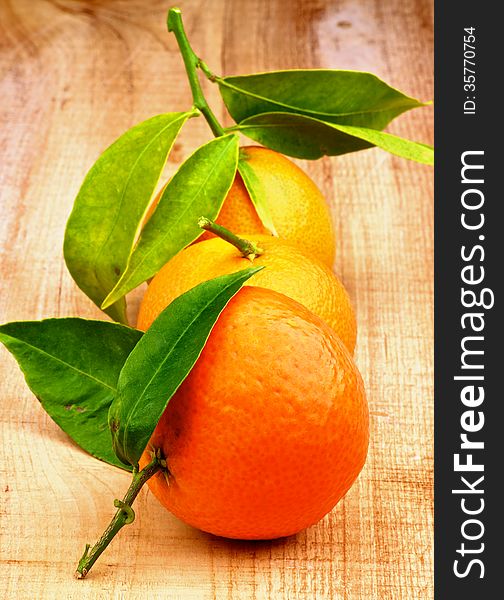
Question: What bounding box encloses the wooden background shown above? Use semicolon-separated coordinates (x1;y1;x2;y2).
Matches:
0;0;434;598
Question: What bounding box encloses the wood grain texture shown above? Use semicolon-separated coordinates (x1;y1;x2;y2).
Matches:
0;0;433;598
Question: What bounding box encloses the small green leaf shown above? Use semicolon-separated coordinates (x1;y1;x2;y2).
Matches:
64;111;195;323
235;112;434;164
0;319;143;470
102;134;239;309
219;70;426;130
237;150;278;236
109;267;262;466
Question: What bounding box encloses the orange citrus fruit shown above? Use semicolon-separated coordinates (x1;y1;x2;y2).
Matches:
137;233;357;353
200;146;335;266
139;286;368;540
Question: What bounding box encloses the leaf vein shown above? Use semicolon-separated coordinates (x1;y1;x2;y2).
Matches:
111;135;237;299
220;80;421;120
120;278;243;458
0;335;116;392
90;114;189;287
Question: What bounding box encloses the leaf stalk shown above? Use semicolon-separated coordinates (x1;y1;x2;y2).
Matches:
75;452;163;579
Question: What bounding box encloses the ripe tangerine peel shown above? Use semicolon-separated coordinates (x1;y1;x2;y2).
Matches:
139;287;368;540
137;234;357;353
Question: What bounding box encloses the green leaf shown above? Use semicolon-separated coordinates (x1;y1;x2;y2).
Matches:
109;267;262;467
0;319;143;470
218;70;426;130
102;134;239;309
235;112;434;164
64;111;195;323
237;150;278;236
333;122;434;164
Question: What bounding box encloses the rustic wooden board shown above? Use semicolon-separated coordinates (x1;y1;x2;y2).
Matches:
0;0;434;598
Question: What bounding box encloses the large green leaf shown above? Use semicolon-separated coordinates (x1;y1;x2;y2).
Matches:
235;112;434;164
0;319;143;470
64;111;195;323
218;70;426;130
109;267;262;467
101;134;239;309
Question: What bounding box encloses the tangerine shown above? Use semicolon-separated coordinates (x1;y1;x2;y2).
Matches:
137;230;357;353
139;286;368;539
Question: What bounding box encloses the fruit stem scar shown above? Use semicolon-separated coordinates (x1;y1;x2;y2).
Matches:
167;8;225;138
198;217;264;260
74;451;164;579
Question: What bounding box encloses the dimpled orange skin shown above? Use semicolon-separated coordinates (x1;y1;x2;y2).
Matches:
139;287;368;540
137;235;357;354
199;146;336;266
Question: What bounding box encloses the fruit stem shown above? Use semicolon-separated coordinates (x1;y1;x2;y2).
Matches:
167;8;225;137
198;217;264;261
75;453;163;579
